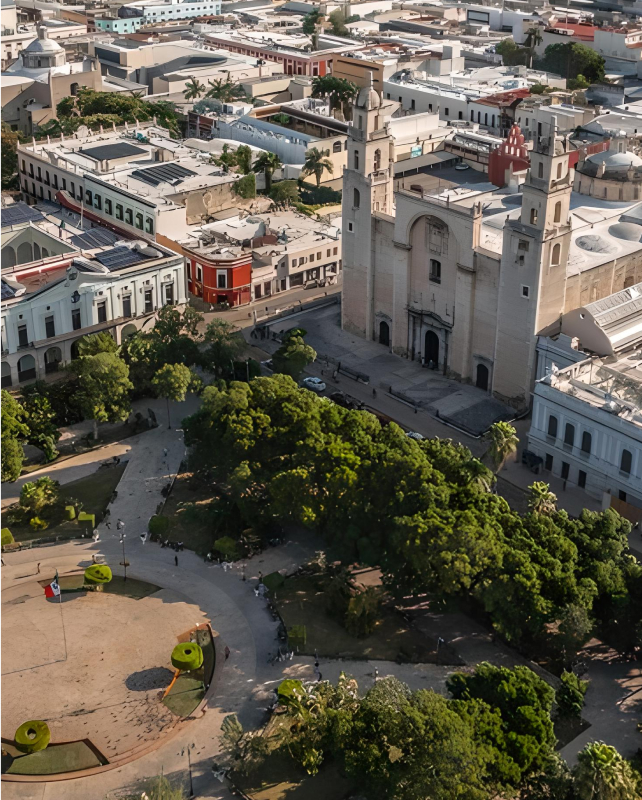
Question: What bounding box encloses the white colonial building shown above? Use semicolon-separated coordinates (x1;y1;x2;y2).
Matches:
1;204;187;389
527;282;642;508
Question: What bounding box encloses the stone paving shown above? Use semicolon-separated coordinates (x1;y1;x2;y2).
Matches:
262;304;514;437
2;392;640;800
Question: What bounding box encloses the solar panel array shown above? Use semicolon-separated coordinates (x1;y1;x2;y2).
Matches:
1;280;17;300
79;143;147;162
1;204;45;227
94;246;146;271
70;227;121;249
130;163;196;187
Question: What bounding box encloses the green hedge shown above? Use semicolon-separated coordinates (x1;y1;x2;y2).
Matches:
77;512;95;527
64;505;76;520
15;720;51;754
171;642;204;672
84;564;113;584
298;179;342;205
234;172;256;199
1;528;14;546
149;515;170;536
214;536;241;561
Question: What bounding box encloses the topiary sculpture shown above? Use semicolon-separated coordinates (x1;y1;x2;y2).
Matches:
171;642;204;672
15;720;51;753
84;564;113;584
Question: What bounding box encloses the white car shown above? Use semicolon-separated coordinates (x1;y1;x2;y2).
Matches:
406;431;425;441
301;377;326;393
455;164;470;171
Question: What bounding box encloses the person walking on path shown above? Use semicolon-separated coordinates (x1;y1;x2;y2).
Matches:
224;646;230;660
174;554;178;567
36;562;41;574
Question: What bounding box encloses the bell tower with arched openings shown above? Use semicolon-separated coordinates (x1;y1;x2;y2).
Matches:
341;73;397;339
493;117;574;406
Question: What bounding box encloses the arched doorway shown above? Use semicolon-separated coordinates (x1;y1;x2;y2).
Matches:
70;338;84;360
379;320;390;347
1;362;12;388
121;323;138;341
425;330;439;367
44;346;62;374
18;354;36;383
476;363;489;391
17;241;33;264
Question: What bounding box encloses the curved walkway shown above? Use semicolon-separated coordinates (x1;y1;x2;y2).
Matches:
0;395;316;800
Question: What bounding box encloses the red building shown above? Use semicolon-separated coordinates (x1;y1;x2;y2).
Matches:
488;124;530;187
185;248;252;307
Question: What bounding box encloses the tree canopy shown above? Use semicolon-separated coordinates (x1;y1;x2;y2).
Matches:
537;43;605;83
1;389;28;482
184;375;638;651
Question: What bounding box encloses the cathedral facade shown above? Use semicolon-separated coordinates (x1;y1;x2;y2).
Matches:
341;83;642;410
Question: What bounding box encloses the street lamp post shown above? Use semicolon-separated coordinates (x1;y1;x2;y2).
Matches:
182;743;195;797
120;533;127;582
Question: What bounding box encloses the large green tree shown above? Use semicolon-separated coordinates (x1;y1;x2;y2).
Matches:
573;742;640;800
272;331;317;380
152;362;197;428
202;319;246;375
68;352;133;439
1;123;20;189
1;389;28;482
21;391;61;462
448;663;556;789
538;43;605;83
252;151;282;194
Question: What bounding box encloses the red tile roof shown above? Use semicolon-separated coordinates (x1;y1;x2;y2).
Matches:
477;88;531;108
548;22;596;41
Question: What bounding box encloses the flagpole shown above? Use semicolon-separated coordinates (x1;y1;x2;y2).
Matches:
57;571;68;661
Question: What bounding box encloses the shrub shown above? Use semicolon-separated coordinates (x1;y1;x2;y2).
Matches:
29;516;49;531
234;172;256;199
214;535;241;561
1;528;14;546
262;571;286;593
19;476;60;517
344;586;381;638
149;515;170;536
171;642;204;671
556;670;589;717
84;564;113;584
77;511;95;528
15;720;51;753
298;179;341;205
64;505;76;520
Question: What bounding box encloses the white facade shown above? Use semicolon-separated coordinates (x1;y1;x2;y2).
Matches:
1;245;187;388
121;0;222;23
527;361;642;508
384;78;469;122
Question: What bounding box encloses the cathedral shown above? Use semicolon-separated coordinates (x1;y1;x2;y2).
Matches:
341;78;642;410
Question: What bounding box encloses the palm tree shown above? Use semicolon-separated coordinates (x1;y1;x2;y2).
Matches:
462;458;494;493
336;78;359;120
302;147;333;187
524;26;543;68
527;481;557;516
183;76;206;101
252;151;282;194
206;72;248;104
484;421;518;472
573;741;640;800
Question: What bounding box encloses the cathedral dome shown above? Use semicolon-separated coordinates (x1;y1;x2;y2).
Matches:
356;72;381;110
608;221;642;241
23;27;64;54
585;148;642;171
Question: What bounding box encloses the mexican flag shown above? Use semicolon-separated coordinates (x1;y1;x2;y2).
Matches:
44;572;60;598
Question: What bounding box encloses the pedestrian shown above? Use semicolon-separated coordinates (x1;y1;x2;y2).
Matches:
140;532;147;544
163;448;168;459
179;541;184;551
117;519;124;531
1;556;5;567
92;528;100;542
258;570;263;583
174;554;178;567
36;562;41;574
105;521;111;530
224;646;230;660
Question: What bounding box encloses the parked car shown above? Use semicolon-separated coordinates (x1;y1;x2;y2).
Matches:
301;376;326;393
329;391;364;410
405;431;425;441
455;163;470;171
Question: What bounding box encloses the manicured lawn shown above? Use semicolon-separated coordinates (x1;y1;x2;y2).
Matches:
2;463;126;543
233;753;354;800
162;627;214;718
5;741;103;775
103;576;160;600
275;575;439;662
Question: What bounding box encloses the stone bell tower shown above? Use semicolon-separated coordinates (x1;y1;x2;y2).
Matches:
493;118;573;408
341;73;396;339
